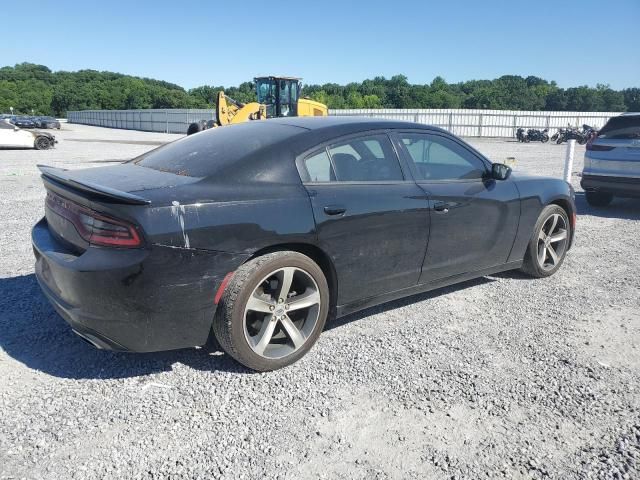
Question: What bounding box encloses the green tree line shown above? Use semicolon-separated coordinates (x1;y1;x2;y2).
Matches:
1;63;638;117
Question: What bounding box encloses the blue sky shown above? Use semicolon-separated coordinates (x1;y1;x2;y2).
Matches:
3;0;639;90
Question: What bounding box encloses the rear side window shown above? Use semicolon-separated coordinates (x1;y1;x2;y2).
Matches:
399;133;487;181
304;150;334;182
328;134;403;182
132;122;303;177
598;116;640;139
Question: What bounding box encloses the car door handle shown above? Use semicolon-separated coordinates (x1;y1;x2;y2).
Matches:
323;205;347;216
433;201;450;213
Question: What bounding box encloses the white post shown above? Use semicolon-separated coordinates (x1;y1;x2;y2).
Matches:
563;139;576;183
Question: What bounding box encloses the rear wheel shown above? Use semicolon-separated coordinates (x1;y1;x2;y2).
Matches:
186;122;202;136
213;251;329;371
34;136;51;150
521;205;570;278
585;191;613;207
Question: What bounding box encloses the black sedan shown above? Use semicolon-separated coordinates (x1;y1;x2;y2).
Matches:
34;116;61;129
32;117;576;371
11;116;37;128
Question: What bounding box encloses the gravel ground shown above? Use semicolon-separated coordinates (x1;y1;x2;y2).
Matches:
1;124;639;479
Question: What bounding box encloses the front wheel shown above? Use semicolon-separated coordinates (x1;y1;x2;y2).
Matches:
578;136;587;145
521;205;571;278
34;136;51;150
541;134;549;143
213;251;330;371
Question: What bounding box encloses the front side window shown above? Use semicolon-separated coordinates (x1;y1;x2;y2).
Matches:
399;133;486;181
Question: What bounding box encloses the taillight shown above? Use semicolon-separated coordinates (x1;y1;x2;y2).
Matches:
586;137;614;151
46;192;142;248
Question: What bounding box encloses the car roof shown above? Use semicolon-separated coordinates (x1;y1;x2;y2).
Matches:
211;117;455;183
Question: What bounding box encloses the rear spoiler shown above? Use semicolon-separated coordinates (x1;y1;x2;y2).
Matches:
37;165;151;205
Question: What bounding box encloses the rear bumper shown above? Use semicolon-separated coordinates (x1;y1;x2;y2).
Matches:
580;174;640;198
32;218;248;352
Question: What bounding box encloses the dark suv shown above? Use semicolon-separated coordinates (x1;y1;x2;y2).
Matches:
582;113;640;206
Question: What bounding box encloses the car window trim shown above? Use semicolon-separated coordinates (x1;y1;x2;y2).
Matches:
304;180;413;186
391;130;492;182
296;129;413;184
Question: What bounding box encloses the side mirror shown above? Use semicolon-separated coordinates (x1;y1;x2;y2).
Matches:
491;163;512;181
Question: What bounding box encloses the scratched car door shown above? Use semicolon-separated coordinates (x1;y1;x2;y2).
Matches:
300;133;430;306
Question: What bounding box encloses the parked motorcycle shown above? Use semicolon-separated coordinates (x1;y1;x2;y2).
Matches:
582;124;598;140
556;124;588;145
526;128;549;143
550;127;565;143
516;127;529;142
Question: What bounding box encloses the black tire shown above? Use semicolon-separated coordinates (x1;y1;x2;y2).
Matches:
578;136;587;145
186;122;202;136
34;136;51;150
213;251;330;371
520;205;571;278
585;191;613;207
556;137;564;145
524;136;530;143
541;134;549;143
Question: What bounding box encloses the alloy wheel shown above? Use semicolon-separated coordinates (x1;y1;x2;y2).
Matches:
536;213;569;271
243;267;321;359
36;137;50;149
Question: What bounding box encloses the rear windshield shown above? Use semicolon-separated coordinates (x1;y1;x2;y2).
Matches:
598;115;640;139
131;122;304;177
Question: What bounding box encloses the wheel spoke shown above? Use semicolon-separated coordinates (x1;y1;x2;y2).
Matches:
537;243;546;265
286;290;320;311
246;294;274;313
547;214;559;235
280;315;305;349
538;229;548;241
252;315;277;355
547;245;559;265
277;267;295;301
549;229;567;243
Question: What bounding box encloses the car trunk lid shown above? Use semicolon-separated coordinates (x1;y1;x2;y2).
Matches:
39;163;200;252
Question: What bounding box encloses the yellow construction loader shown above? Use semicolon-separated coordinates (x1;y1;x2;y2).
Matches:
187;76;328;135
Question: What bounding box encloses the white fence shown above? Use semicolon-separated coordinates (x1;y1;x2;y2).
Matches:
331;109;620;137
68;108;621;137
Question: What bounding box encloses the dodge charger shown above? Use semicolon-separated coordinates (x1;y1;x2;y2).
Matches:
32;117;576;371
